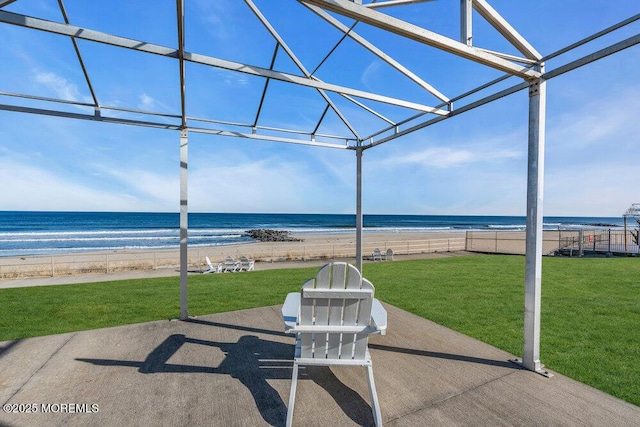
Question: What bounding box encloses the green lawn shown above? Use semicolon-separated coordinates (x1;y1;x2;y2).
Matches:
1;255;638;407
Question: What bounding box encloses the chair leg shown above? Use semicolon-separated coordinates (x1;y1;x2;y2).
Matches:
286;363;299;427
366;365;383;427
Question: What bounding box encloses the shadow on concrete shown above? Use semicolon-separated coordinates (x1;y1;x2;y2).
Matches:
0;340;21;359
77;332;373;426
369;343;522;369
303;365;375;426
186;317;288;338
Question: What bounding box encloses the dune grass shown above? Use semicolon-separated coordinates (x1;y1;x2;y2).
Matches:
1;255;638;406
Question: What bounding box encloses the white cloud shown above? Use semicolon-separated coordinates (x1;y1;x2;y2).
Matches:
98;167;179;207
193;0;234;41
548;87;640;150
541;84;640;215
361;61;382;90
138;93;156;110
545;164;640;217
188;158;347;213
0;157;163;212
34;71;84;103
136;93;177;115
378;145;522;169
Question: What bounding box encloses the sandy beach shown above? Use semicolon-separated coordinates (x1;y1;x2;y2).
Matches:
0;228;606;283
0;231;462;279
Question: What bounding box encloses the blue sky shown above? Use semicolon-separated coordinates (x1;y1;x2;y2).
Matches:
0;0;638;217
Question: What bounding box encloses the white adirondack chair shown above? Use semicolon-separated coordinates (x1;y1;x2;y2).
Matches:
221;256;238;272
203;256;222;274
282;262;387;426
372;248;382;261
237;256;255;271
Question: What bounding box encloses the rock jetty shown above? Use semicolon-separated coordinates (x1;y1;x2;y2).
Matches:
245;229;303;242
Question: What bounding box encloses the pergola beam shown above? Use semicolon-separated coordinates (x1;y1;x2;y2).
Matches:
0;102;182;129
0;10;446;115
472;0;542;60
305;3;450;103
544;33;640;81
245;0;361;139
298;0;541;80
0;102;354;149
57;0;100;110
543;12;640;61
189;116;353;143
187;127;352;150
253;43;279;128
0;88;356;141
364;0;436;9
365;79;529;148
362;30;640;148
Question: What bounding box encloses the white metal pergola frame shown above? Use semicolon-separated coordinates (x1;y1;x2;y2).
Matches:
1;0;638;376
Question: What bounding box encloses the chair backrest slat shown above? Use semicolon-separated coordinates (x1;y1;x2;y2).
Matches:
340;264;364;359
313;265;332;359
299;278;315;359
297;263;374;361
326;263;348;358
302;289;372;299
354;279;374;359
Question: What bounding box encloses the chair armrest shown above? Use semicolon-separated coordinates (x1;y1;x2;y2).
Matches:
282;292;300;332
371;299;387;335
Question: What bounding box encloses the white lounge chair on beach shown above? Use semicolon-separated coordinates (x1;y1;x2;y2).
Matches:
281;262;387;427
385;248;394;261
372;248;382;261
222;256;238;272
237;256;255;271
203;256;222;274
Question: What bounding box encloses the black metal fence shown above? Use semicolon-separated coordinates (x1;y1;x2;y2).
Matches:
556;229;639;256
465;229;639;257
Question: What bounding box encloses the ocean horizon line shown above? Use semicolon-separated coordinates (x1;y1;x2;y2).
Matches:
0;211;628;258
0;210;626;219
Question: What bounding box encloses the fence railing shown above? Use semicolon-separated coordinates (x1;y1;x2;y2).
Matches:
3;229;635;279
555;229;639;256
465;229;639;256
0;236;467;279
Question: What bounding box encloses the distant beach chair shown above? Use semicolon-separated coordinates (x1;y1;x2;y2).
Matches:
372;248;382;261
385;248;394;261
281;262;387;427
237;256;255;272
203;256;222;274
222;256;239;272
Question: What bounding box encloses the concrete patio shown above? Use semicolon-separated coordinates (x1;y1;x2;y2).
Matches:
1;303;638;426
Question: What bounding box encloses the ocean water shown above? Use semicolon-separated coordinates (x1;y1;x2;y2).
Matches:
0;211;625;257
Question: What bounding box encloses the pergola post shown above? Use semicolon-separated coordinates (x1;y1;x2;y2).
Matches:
460;0;472;46
355;145;364;272
521;68;549;375
179;128;189;320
